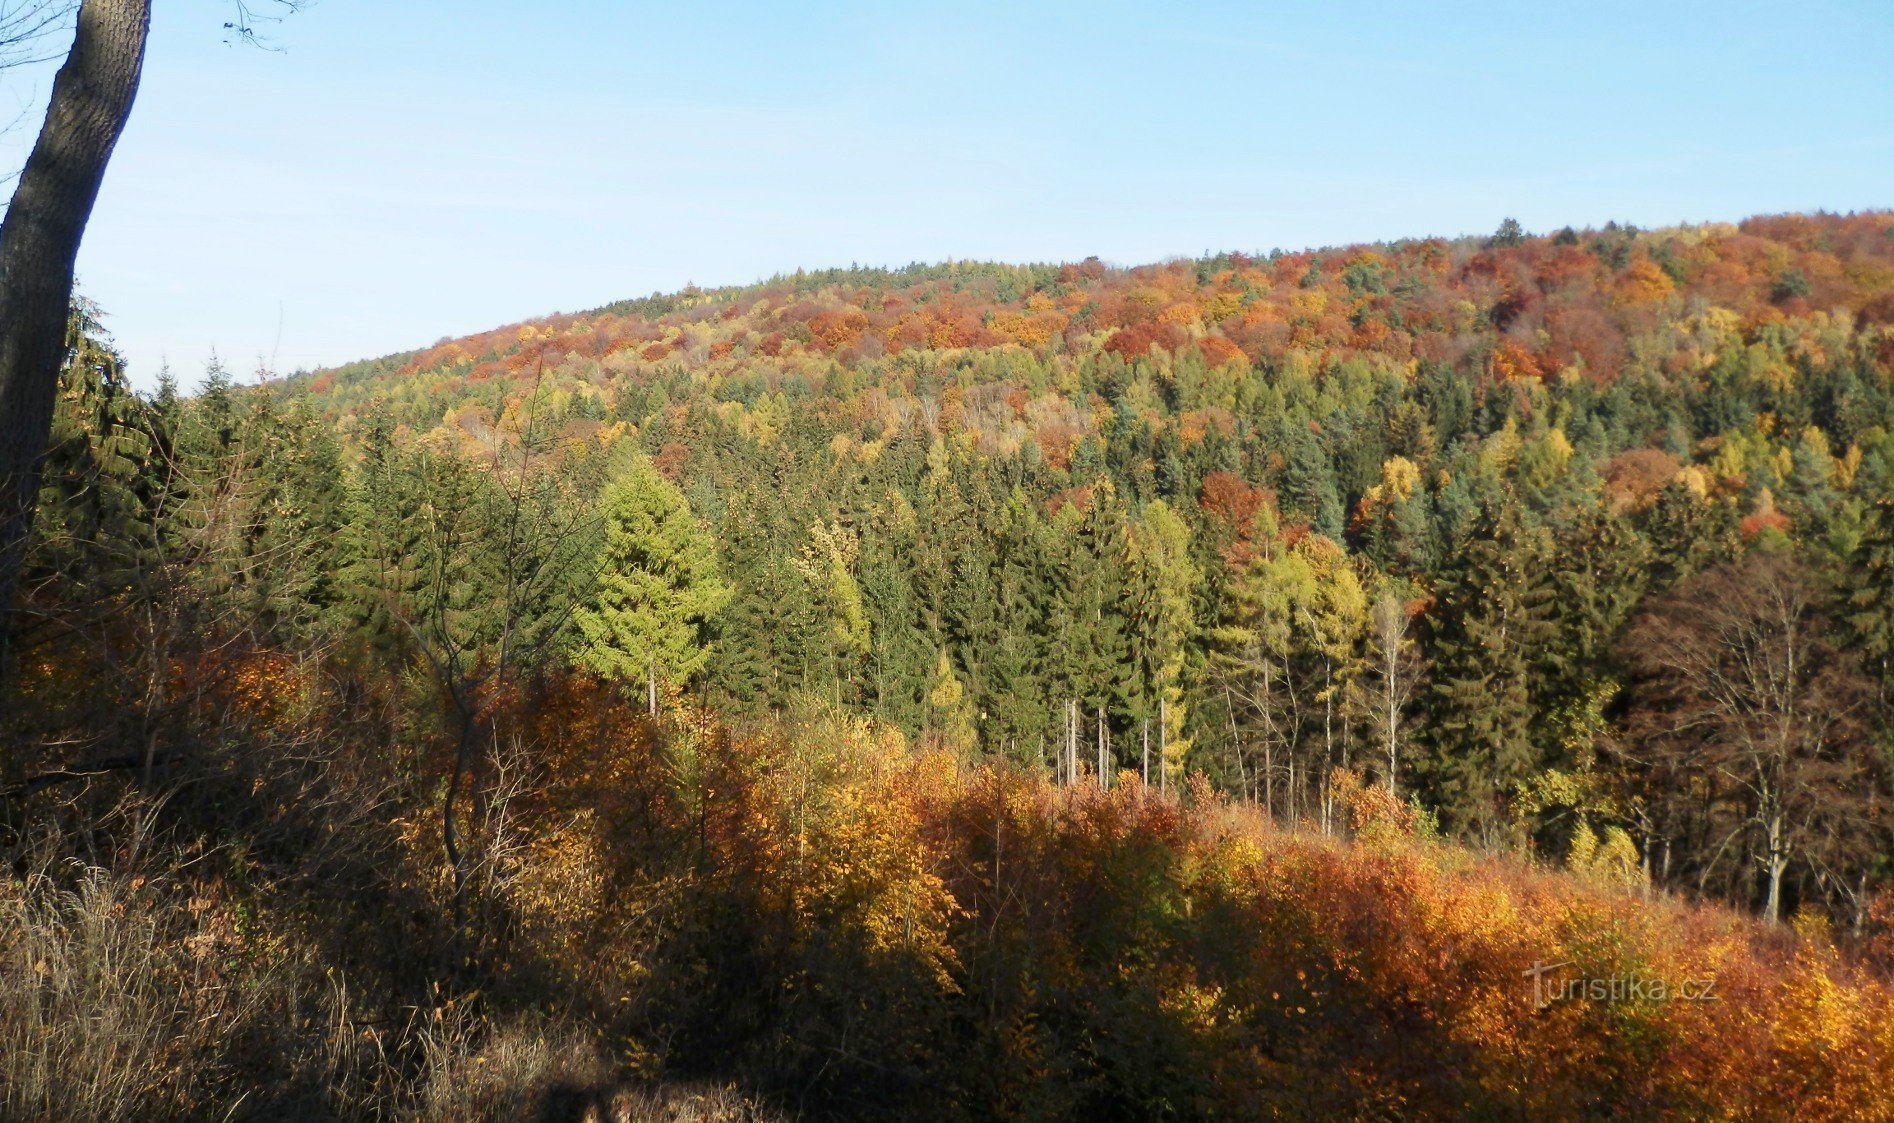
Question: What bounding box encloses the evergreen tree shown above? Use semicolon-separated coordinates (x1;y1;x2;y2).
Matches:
1539;507;1649;725
1644;477;1733;590
1280;432;1344;539
26;302;160;609
1420;501;1555;842
1843;496;1894;707
857;497;934;734
573;454;729;704
1043;490;1134;762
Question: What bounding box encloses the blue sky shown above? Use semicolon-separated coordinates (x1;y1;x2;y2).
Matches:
3;0;1891;388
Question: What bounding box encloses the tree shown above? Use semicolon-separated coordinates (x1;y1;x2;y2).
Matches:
1419;502;1554;843
1619;548;1882;923
1841;496;1894;708
925;647;976;750
573;453;729;713
1212;534;1365;820
1042;490;1133;769
1213;547;1303;811
1485;217;1526;249
1280;433;1344;539
1124;499;1197;785
0;0;149;672
16;301;158;630
0;0;306;673
344;384;597;937
1364;590;1421;795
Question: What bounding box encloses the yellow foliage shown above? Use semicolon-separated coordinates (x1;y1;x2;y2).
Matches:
1616;257;1675;304
1290;289;1329;316
1158;302;1200;329
1380;455;1420;502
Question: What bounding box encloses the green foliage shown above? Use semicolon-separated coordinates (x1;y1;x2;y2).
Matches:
572;454;728;687
1842;496;1894;706
1420;500;1556;841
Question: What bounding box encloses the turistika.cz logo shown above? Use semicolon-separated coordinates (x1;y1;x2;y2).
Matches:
1522;961;1718;1010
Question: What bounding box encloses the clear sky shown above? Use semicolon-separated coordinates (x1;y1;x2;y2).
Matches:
3;0;1891;389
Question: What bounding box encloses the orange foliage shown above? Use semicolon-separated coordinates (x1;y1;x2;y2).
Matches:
1490;339;1545;382
1193;334;1246;368
478;683;1894;1120
1616;256;1677;304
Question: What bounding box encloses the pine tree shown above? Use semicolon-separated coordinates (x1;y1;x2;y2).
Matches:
573;454;729;706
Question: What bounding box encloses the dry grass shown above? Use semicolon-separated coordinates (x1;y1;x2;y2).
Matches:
0;851;738;1122
410;1007;613;1123
0;850;239;1120
603;1082;788;1123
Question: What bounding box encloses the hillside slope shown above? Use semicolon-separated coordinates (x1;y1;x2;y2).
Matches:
298;212;1894;443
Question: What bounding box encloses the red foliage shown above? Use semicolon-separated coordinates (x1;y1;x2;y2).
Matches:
651;441;689;479
1193;334;1246;368
1103;321;1185;362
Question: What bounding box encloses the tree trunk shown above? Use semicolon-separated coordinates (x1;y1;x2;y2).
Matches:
0;0;150;672
1384;661;1399;795
1157;693;1167;796
442;700;476;939
1763;812;1788;925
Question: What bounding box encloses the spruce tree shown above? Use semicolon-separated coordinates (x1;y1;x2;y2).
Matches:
1281;433;1344;539
27;302;158;607
573;453;729;705
1843;496;1894;707
1539;507;1648;721
1420;501;1555;842
857;501;934;734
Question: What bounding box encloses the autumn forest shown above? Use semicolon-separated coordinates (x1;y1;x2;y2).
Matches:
9;210;1894;1120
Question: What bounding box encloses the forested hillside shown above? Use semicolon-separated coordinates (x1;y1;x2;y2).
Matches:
8;211;1894;1119
285;210;1894;922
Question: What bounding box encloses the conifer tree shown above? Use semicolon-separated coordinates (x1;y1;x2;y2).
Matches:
1843;496;1894;707
1420;501;1555;842
1281;432;1345;539
1044;489;1134;758
1644;477;1731;590
25;302;159;610
857;498;934;734
1538;507;1649;732
1124;499;1198;783
573;453;729;709
925;647;976;750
